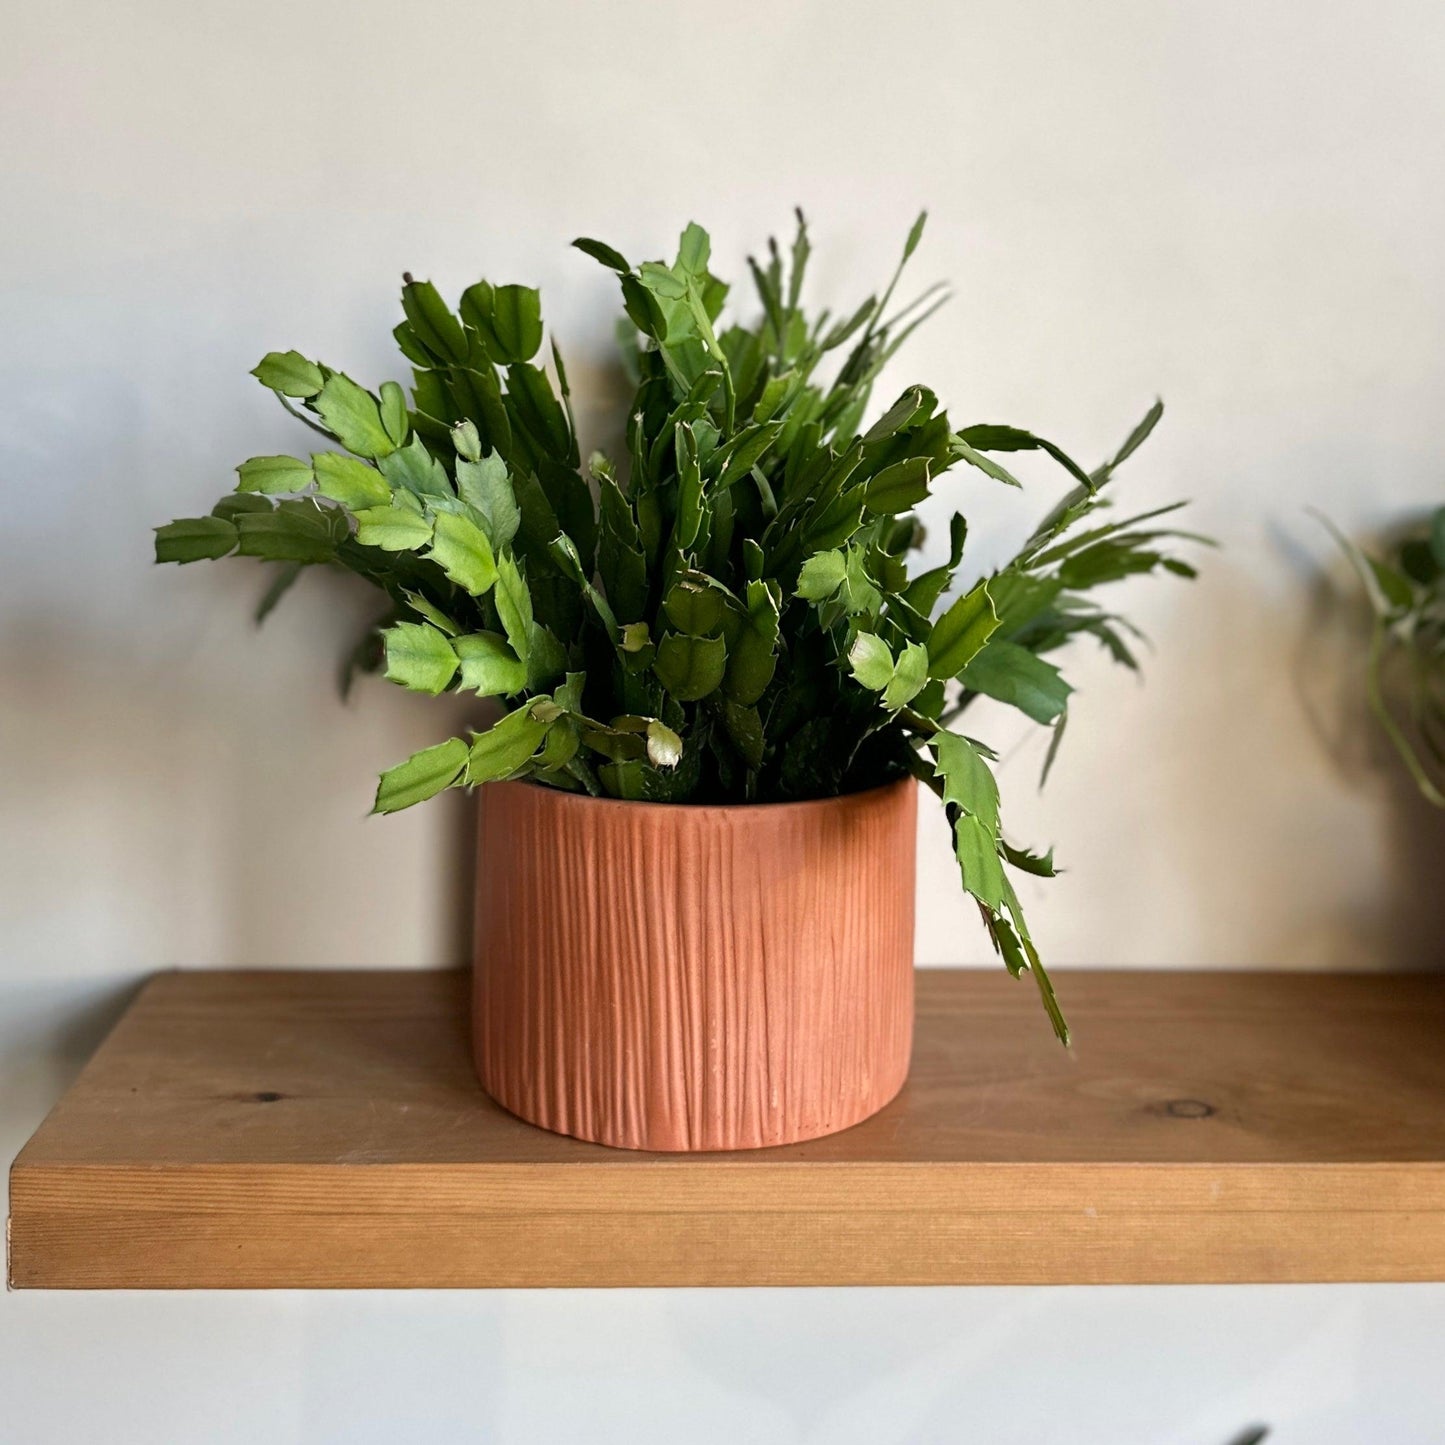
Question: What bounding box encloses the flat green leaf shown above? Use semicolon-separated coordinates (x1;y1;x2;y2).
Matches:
402;590;460;636
493;284;544;363
455;451;520;548
723;579;780;705
663;578;726;636
251;351;323;398
401;278;468;364
315;374;396;459
466;705;551;784
958;423;1092;491
926;580;999;678
883;640;928;709
378;435;452;499
379;381;409;446
863;457;931;515
354;501;434;552
211;493;273;521
933;731;999;835
952;812;1005;910
493;554;534;661
572;236;630;273
653;631;727;701
236;455;313;495
796;549;848;601
1431;508;1445;570
454;631;527;695
154;515;238;563
951;435;1022;488
372;737;468;814
312;452;389;509
234;503;339;563
848;632;895;691
960;639;1072;724
429;510;497;595
383;621;458;694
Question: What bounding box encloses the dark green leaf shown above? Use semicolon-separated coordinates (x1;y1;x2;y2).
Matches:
155;515;238;563
653;632;726;701
572;237;630;273
961;639;1072;724
926;580;999;678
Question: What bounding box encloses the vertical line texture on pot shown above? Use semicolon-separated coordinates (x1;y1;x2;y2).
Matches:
473;778;917;1151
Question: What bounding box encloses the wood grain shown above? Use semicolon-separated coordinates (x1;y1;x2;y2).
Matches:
9;967;1445;1288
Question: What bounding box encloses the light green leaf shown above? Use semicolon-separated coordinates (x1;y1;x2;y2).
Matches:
236;455;313;495
315;374;396;459
312;452;389;509
354;500;434;552
848;632;895;691
372;737;469;814
452;420;482;462
882;640;928;709
493;554;534;661
960;639;1072;724
466;705;551;784
383;621;459;694
154;515;238;563
620;621;651;653
455;451;520;547
863;457;931;515
952;812;1005;910
379;381;409;447
251;351;324;399
926;580;999;678
454;632;527;696
402;590;460;636
932;731;999;835
378;435;451;498
796;549;848;601
653;631;727;701
429;510;497;595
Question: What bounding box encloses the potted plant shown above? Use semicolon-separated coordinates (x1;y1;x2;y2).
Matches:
157;213;1203;1150
1326;506;1445;806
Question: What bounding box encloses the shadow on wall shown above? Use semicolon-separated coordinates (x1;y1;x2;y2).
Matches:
1289;527;1445;969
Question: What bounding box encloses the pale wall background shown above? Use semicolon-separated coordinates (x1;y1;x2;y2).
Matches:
3;1;1444;1441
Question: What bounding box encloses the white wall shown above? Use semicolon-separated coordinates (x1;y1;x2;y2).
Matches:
4;1;1444;1441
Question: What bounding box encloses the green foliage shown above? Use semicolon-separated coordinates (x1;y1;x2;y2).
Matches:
157;212;1207;1041
1325;506;1445;807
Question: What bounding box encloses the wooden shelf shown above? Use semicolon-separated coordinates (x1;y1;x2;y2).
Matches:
9;968;1445;1289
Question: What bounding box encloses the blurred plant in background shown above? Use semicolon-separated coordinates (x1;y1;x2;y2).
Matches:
1324;506;1445;807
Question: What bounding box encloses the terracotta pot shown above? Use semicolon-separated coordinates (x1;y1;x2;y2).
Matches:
472;777;917;1151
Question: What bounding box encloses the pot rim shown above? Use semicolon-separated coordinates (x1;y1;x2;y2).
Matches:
489;773;916;817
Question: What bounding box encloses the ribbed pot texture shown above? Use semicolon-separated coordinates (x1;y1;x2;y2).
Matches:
472;777;917;1151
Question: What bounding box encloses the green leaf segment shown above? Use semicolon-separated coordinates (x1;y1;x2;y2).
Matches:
155;212;1208;1041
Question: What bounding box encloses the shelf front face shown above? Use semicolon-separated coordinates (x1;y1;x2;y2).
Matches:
9;968;1445;1288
